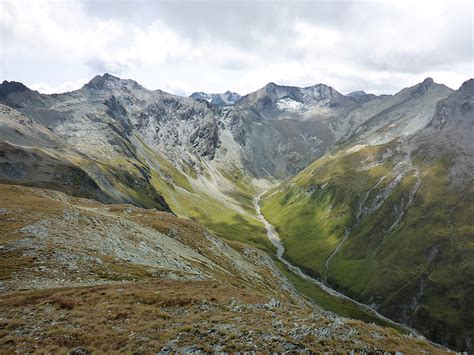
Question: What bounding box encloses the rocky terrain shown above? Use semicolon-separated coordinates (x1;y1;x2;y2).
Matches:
0;74;472;351
0;184;442;353
1;281;441;353
190;91;242;106
0;184;297;297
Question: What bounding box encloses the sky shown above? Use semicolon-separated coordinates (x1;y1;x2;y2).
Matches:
0;0;473;96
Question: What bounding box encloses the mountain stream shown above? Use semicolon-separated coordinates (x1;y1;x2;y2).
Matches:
254;191;429;339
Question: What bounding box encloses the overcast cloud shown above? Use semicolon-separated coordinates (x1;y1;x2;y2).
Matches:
0;0;472;96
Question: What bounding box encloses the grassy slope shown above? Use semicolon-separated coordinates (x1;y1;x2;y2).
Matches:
261;145;474;350
0;281;440;353
261;146;394;276
149;161;272;252
272;259;408;332
87;138;273;253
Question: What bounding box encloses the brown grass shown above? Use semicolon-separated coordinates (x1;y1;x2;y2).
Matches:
0;280;445;354
51;295;81;309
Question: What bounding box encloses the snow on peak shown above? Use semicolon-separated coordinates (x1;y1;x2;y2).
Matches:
276;97;305;111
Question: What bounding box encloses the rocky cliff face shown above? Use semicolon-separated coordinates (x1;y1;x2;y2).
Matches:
226;82;362;176
338;78;454;147
419;79;474;185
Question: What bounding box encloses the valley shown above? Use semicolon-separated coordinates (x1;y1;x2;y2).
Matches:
0;74;472;352
255;191;423;335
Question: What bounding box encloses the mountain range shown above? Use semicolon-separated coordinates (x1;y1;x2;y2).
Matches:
0;73;472;351
190;90;242;106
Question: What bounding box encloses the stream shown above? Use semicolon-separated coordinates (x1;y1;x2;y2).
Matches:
254;191;426;338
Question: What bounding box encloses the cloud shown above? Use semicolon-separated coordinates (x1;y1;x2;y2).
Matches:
1;0;472;96
86;58;130;76
160;80;195;97
30;79;89;94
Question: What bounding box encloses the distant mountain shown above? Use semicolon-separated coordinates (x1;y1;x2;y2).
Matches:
228;82;364;176
0;74;456;196
236;82;358;119
190;90;241;106
261;78;473;351
339;77;453;147
346;90;378;103
0;74;274;252
230;80;452;176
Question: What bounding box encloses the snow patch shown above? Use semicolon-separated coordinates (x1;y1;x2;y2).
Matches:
276;98;304;111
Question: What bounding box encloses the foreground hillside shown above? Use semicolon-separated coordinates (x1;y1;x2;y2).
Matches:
0;184;442;352
1;281;442;353
261;80;474;350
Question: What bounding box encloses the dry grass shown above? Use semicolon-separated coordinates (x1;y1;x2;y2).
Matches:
51;295;81;309
0;280;445;353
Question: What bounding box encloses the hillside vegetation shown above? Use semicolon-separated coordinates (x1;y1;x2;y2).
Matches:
262;144;474;350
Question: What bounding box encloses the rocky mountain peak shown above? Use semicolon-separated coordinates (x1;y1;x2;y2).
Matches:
346;90;378;103
422;77;434;85
411;77;437;97
264;82;278;90
83;73;144;92
303;83;338;100
348;90;367;95
459;78;474;93
86;73;119;86
189;90;241;106
0;81;31;99
190;91;207;98
427;78;473;131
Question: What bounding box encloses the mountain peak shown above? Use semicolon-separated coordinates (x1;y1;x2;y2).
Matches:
0;80;31;99
346;90;377;103
102;72;118;80
85;73;120;88
349;90;367;95
422;77;434;85
189;91;241;106
263;82;278;91
411;77;438;97
305;83;330;89
83;73;144;92
459;78;474;93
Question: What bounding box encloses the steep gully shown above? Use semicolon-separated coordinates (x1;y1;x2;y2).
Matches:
254;191;450;350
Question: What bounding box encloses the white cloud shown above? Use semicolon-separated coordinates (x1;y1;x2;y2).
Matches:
30;79;89;94
1;0;471;96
